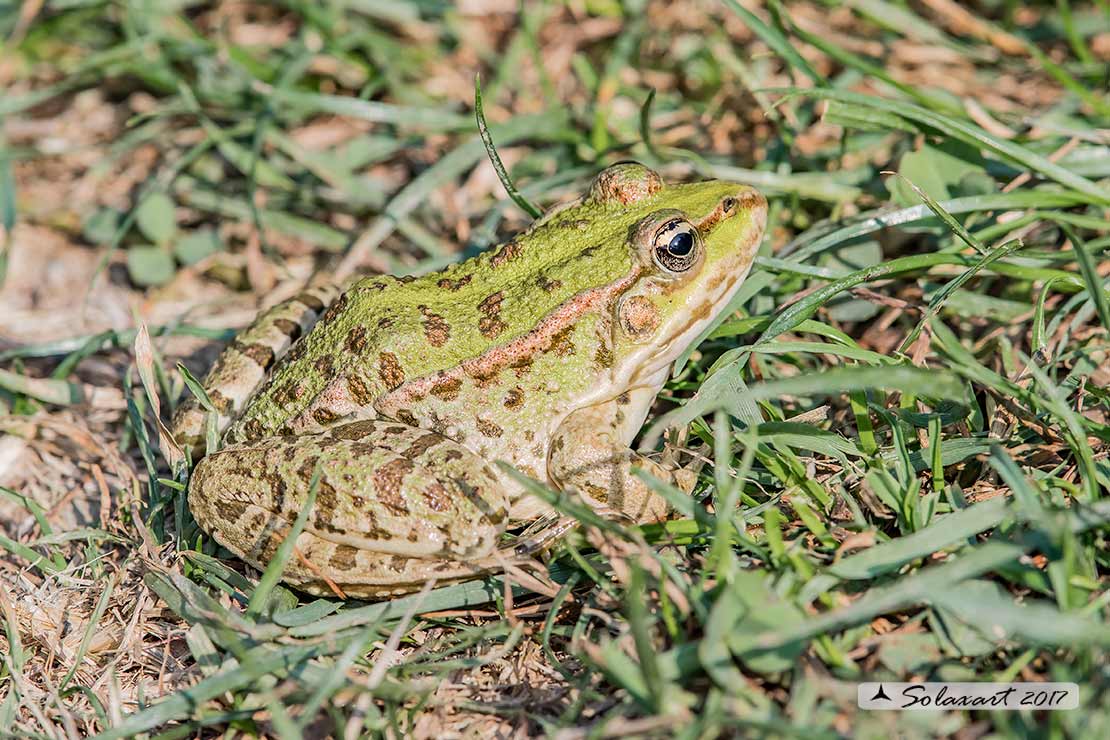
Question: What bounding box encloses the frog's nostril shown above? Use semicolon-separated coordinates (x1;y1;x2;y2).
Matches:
722;197;737;212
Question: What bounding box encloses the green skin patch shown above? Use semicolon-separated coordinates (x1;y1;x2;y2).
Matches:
174;162;767;598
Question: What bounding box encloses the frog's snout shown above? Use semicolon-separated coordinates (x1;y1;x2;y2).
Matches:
730;187;768;229
708;185;767;265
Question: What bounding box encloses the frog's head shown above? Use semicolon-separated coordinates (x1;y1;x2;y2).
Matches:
581;162;767;386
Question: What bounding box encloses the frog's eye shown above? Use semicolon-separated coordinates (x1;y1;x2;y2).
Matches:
652;219;700;273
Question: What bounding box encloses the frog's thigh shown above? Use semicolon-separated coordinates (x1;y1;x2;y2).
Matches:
189;420;510;597
548;400;687;523
171;284;340;454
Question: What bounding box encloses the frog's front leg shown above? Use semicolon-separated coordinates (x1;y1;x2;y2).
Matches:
172;284;340;455
189;420;510;598
548;397;694;523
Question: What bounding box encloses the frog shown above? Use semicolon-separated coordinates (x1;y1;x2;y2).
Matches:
171;162;767;598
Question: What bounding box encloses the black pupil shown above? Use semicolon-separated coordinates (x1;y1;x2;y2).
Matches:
668;230;693;256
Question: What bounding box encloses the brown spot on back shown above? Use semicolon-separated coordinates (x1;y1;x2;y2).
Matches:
437;275;472;291
331;419;380;440
537;276;562;293
403;433;443;459
273;380;305;405
313;407;341;426
347;373;376;406
549;324;576;356
329;544;360;571
422;482;452;513
419;305;451;347
346;326;370;355
595;344;614;369
431;376;462;401
373;458;414;514
468;366;500;388
490;240;522;268
378;352;405;391
475;417;503;438
284;339;309;364
503;387;524;410
242;418;265;440
320;293;348;322
478;291;507;339
314;354;335;375
510;355;533;377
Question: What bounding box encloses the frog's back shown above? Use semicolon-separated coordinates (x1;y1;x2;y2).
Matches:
226;220;632;444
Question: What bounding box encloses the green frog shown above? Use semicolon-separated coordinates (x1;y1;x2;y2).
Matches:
172;163;766;598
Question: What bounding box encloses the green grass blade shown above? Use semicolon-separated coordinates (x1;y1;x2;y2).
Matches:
771;87;1110;205
474;73;541;219
246;467;322;618
723;0;823;84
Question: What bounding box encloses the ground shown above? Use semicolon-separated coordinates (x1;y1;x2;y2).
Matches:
1;1;1109;738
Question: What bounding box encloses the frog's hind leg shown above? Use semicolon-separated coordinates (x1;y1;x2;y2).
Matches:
171;284;340;456
188;419;511;598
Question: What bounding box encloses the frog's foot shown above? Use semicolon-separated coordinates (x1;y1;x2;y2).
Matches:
188;419;511;598
172;284;340;456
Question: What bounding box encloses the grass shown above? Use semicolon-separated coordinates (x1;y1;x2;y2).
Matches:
1;0;1109;737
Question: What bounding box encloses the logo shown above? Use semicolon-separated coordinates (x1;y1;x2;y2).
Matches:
869;684;892;703
857;683;1079;711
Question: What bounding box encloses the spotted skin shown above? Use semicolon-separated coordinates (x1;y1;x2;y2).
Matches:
188;420;508;596
176;163;767;598
172;284;340;454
